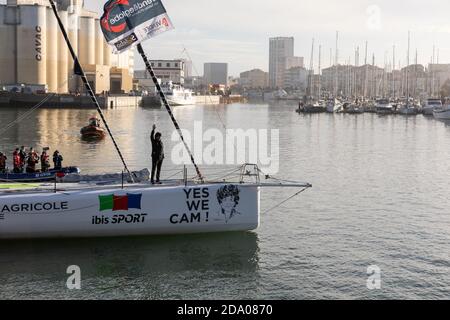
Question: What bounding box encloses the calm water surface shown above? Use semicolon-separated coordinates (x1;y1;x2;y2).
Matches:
0;102;449;299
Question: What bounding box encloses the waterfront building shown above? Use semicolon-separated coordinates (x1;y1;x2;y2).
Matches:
269;37;304;88
0;0;134;94
239;69;268;89
283;66;308;90
204;63;228;87
286;56;304;70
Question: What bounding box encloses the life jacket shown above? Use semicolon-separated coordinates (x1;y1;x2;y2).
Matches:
27;152;39;169
13;151;21;167
41;153;49;164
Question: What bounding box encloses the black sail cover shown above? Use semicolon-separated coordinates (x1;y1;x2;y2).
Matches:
100;0;173;53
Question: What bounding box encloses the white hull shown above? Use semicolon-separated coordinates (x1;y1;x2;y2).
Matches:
433;109;450;120
166;97;196;106
0;183;260;239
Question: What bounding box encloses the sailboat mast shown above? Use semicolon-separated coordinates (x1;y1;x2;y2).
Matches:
364;41;368;99
432;45;436;97
334;31;339;97
318;44;322;99
393;45;396;99
406;31;410;100
309;38;315;98
48;0;134;181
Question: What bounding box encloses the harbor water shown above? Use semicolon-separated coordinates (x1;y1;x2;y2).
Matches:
0;102;449;299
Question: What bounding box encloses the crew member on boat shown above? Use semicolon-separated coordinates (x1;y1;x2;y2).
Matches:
40;148;50;172
26;148;39;173
0;152;7;173
53;150;63;171
13;148;21;173
90;117;100;127
19;146;26;172
150;124;164;184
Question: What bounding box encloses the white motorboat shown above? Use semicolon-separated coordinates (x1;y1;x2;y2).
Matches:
433;105;450;120
160;81;195;106
326;98;343;113
375;98;394;115
422;98;442;116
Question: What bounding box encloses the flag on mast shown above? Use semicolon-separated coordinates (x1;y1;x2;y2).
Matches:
100;0;174;53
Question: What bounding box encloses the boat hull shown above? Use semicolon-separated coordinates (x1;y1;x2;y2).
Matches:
80;126;106;139
422;106;436;115
433;108;450;120
0;183;260;239
165;97;196;106
0;167;80;182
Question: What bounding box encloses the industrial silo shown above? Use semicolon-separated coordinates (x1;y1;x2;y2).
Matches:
17;4;47;86
103;38;111;67
57;9;68;93
78;16;95;66
46;6;58;93
67;3;79;93
0;5;17;85
95;19;104;66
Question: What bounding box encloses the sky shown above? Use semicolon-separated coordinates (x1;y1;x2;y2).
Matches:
4;0;450;76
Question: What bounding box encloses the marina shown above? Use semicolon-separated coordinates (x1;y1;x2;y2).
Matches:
0;102;449;299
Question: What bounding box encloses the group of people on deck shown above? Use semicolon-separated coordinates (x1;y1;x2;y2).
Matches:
0;146;63;174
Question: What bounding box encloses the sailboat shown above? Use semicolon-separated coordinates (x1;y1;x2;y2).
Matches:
398;32;419;115
0;0;311;239
298;38;326;113
326;31;343;113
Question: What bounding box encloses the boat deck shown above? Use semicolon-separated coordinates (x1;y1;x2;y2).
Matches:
0;180;189;197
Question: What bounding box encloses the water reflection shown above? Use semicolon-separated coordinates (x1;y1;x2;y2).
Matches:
0;232;259;299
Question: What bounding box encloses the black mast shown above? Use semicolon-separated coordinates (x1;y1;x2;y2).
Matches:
48;0;134;182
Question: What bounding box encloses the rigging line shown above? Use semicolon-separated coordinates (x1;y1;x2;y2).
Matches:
262;187;309;215
48;0;134;183
0;76;74;136
137;43;204;183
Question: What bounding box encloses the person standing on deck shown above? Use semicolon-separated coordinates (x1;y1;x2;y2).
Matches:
150;124;164;184
0;152;7;173
53;150;63;171
40;149;50;172
26;148;39;173
13;148;21;173
19;146;26;173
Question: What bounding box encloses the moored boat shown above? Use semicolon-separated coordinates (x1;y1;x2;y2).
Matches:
0;167;80;182
326;98;343;113
397;102;419;115
422;98;442;116
160;81;195;106
433;105;450;120
375;98;394;115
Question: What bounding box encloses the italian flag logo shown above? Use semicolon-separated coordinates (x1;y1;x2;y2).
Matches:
99;193;142;211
